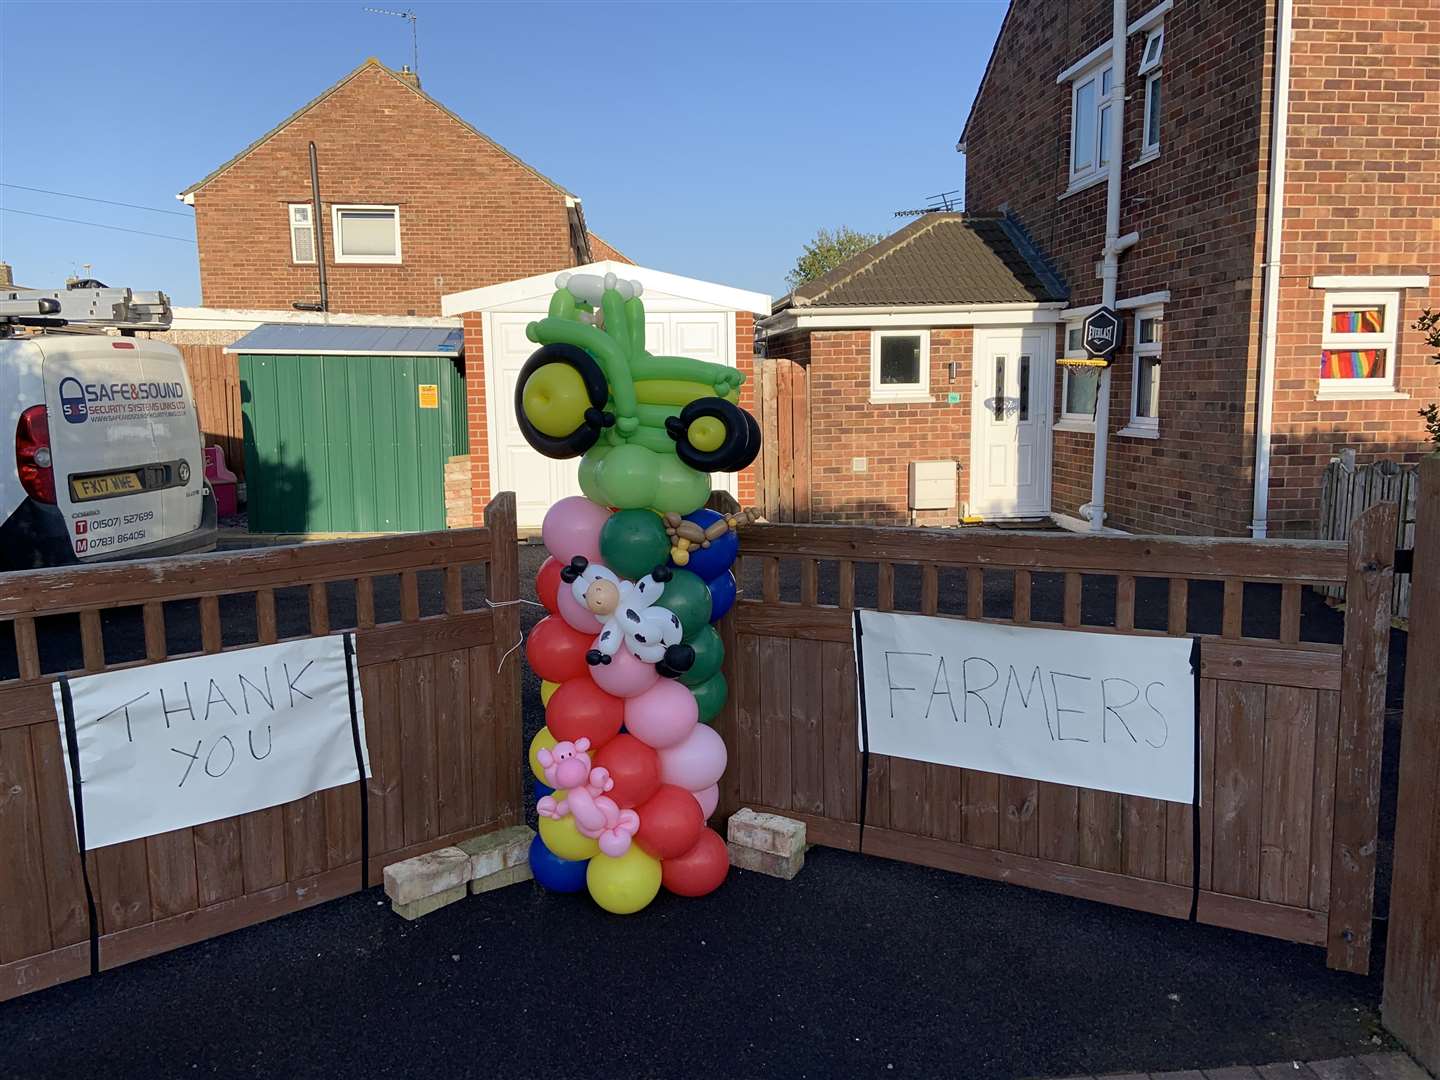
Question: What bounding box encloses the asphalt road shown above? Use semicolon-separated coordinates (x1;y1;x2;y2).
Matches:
0;540;1408;1079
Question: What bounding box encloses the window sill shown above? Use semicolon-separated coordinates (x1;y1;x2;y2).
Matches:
869;393;933;406
1058;170;1111;201
1053;419;1096;434
1315;388;1410;402
1130;149;1160;170
334;258;403;266
1118;423;1160;439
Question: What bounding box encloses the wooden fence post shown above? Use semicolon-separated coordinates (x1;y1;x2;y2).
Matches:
1327;500;1397;973
1383;454;1440;1070
484;491;524;829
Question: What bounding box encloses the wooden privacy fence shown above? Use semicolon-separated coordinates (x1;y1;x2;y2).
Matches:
715;504;1397;974
1318;453;1417;619
753;354;811;522
0;494;523;1000
177;343;246;481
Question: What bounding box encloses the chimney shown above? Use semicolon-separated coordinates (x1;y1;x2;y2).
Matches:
0;261;12;290
397;64;421;89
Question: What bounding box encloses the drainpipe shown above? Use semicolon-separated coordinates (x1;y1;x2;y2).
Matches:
1250;0;1294;539
310;141;329;315
1082;0;1130;531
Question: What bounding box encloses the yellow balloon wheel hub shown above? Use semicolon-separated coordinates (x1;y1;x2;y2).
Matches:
687;414;727;453
523;362;591;438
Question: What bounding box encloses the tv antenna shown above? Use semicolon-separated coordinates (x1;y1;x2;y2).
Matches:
365;7;419;77
893;189;961;218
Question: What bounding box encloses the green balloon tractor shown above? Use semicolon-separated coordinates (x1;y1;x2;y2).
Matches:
514;271;760;513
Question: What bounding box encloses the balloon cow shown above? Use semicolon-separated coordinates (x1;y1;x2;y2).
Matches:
518;272;759;913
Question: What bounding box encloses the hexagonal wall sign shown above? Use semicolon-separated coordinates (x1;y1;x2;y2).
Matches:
1082;306;1122;363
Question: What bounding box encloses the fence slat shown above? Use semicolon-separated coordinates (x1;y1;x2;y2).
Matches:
789;639;824;815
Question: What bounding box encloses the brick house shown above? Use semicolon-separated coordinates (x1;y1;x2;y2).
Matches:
763;0;1437;537
178;57;627;317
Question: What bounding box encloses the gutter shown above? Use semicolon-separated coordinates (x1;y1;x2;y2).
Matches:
1250;0;1294;539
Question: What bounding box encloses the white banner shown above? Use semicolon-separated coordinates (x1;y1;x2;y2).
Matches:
54;634;370;850
855;611;1197;804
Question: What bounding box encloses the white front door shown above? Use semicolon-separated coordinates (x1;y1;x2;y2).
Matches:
487;310;734;529
969;327;1053;519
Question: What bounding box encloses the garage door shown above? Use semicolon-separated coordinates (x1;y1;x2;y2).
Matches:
488;311;735;528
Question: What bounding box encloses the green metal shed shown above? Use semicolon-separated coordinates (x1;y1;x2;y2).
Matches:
231;324;467;534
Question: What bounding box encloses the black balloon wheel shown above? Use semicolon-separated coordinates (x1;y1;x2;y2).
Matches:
514;342;611;460
671;397;758;473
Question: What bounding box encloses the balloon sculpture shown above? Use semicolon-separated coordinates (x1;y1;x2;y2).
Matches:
519;271;761;914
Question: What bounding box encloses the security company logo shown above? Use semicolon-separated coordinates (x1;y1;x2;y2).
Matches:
59;377;89;423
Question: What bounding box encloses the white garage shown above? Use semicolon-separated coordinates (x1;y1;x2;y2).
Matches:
441;261;770;529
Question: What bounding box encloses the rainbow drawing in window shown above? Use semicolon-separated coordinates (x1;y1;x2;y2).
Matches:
1321;349;1386;379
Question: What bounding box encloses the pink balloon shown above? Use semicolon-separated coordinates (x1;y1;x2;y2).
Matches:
556;579;603;634
542;496;609;566
624;679;699;750
692;783;719;820
590;643;661;699
658;724;727;791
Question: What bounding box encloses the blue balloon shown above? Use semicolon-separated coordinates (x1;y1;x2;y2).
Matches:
529;834;589;893
707;569;737;622
533;778;554;800
676;509;738;580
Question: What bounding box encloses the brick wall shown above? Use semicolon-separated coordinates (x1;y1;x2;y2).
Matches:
796;328;972;525
964;0;1275;535
192;63;579;316
1264;0;1440;537
735;310;759;507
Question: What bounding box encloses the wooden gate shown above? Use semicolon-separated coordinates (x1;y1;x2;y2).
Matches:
178;343;246;481
0;494;523;1000
753;354;811;522
715;504;1397;974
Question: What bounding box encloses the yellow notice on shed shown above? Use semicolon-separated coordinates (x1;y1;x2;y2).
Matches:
417;384;439;409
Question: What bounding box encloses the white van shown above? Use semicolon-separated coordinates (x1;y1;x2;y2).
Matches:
1;330;217;571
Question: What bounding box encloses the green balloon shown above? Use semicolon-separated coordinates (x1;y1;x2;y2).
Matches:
599;509;670;580
661;570;712;642
680;624;724;686
692;671;727;723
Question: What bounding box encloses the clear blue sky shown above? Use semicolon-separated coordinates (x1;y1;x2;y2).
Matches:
0;1;1005;305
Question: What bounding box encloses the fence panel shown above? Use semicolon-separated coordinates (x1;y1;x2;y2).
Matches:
0;494;522;1000
1318;455;1417;618
717;508;1395;973
178;343;246;481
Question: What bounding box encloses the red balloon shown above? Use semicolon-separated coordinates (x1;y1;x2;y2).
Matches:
536;556;563;614
635;784;705;860
593;734;661;809
546;676;623;750
525;616;592;684
661;827;729;897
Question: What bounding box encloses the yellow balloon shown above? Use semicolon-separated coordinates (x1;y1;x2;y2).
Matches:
540;680;559;708
538;805;601;861
586;844;662;915
523;362;590;437
529;727;558;783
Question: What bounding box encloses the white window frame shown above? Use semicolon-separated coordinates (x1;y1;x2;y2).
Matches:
869;329;931;403
1136;25;1164;164
1122;304;1163;438
1317;289;1401;399
1055;318;1098;432
288;203;316;265
331;204;402;265
1065;58;1114;195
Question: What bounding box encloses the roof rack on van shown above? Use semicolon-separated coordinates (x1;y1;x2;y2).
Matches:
1;286;173;335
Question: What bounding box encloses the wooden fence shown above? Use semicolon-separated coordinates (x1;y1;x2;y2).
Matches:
1318;453;1417;619
715;504;1397;973
753;354;811;522
178;343;246;481
1383;453;1439;1071
0;494;523;1000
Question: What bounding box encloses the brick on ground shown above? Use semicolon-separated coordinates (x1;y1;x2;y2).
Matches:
727;809;806;880
382;846;471;906
457;825;533;881
392;883;467;921
469;862;532;895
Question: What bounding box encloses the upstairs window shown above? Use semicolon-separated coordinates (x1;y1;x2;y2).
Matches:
1069;61;1114;188
1138;25;1164;160
288;204;316;264
1319;291;1398;397
332;205;401;265
870;330;930;403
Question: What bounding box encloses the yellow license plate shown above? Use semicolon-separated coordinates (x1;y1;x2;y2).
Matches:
71;472;143;500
